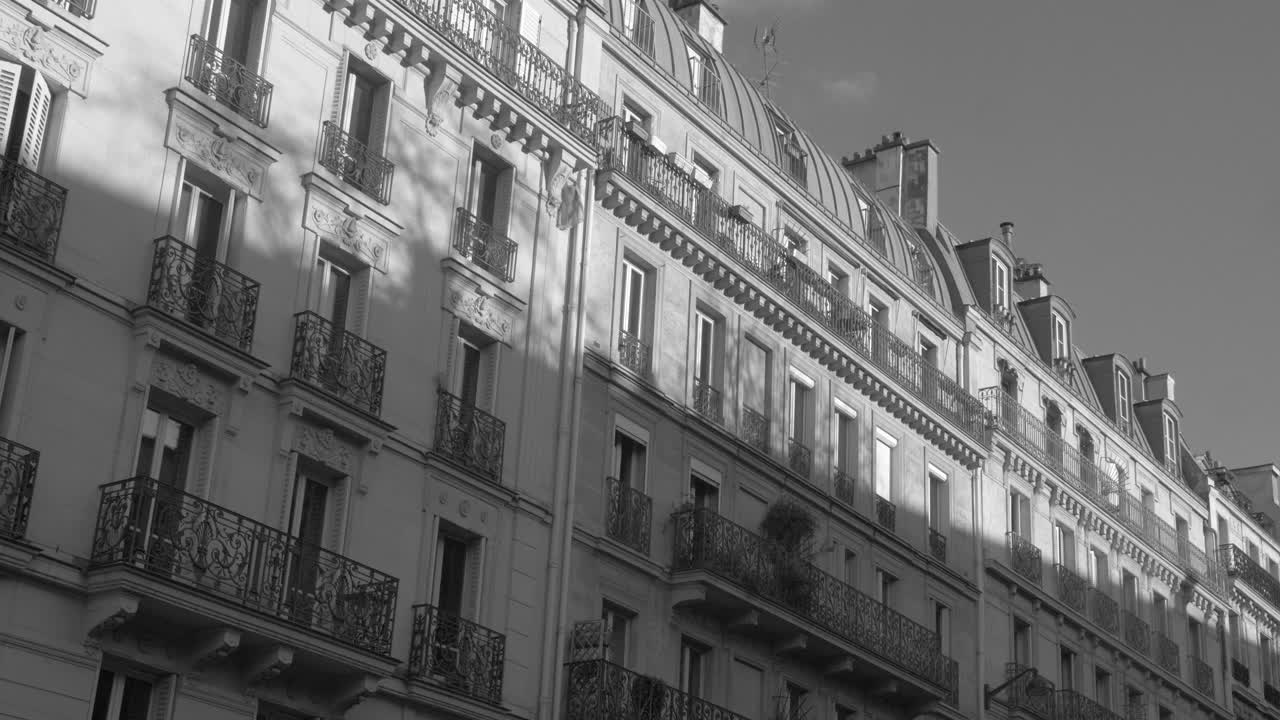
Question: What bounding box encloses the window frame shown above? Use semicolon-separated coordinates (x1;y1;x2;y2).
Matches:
1051;311;1069;360
992;256;1010;311
873;429;896;501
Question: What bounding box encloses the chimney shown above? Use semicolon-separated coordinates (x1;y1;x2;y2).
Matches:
841;132;939;232
671;1;726;53
1132;358;1151;400
1145;372;1176;403
1000;221;1015;248
1012;259;1050;299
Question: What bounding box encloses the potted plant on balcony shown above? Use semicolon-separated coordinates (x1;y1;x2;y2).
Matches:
629;674;667;720
760;497;818;610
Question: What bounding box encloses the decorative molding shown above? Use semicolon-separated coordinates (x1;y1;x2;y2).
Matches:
171;121;262;194
424;76;457;137
188;627;242;670
85;592;140;640
301;177;400;274
151;358;224;411
244;645;295;690
293;424;355;475
332;674;380;711
447;284;512;344
0;17;88;94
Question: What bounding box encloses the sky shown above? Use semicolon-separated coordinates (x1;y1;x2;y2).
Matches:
714;0;1280;467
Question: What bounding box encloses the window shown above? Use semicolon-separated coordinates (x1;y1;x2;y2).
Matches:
730;660;763;720
835;706;856;720
690;474;718;510
613;430;647;491
467;144;513;236
173;164;235;260
1229;613;1241;661
1249;540;1261;563
286;465;345;607
1115;369;1132;429
339;57;391;153
693;310;721;386
1158;707;1172;720
933;600;951;654
0;322;22;431
311;249;363;333
679;637;709;699
1125;687;1143;719
1163;412;1178;470
829;265;850;298
687;45;719;111
918;335;938;369
741;337;771;420
834;410;856;476
1153;593;1168;634
1009;490;1031;536
201;0;263;66
1059;646;1076;690
1051;312;1069;360
928;471;947;532
602;602;633;667
1265;635;1274;686
780;682;808;720
0;62;51;172
867;297;888;327
770;112;806;186
876;568;897;604
874;431;895;501
135;407;197;490
1054;523;1075;568
992;257;1010;311
90;667;154;720
1094;668;1111;708
434;527;475;616
788;374;812;447
738;190;768;231
691;153;719;225
1217;514;1229;546
1088;547;1109;588
620;98;651;133
1175;515;1189;557
843;549;857;586
1121;571;1138;613
452;323;498;411
619;258;651;341
1013;618;1032;667
1188;619;1203;659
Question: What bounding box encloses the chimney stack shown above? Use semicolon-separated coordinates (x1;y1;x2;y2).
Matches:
841;131;939;232
1000;221;1015;248
671;0;726;53
1146;372;1176;403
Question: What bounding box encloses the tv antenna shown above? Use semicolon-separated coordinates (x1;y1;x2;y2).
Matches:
753;18;782;97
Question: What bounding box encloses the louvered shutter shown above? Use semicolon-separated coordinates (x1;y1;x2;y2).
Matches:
0;62;22;159
332;53;350;125
518;3;541;44
479;343;499;411
327;476;349;551
190;419;218;499
277;451;299;529
462;538;485;620
17;70;49;171
347;266;372;337
741;340;767;412
367;80;393;157
493;166;514;236
147;675;177;720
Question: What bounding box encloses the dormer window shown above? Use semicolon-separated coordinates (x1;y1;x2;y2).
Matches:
992;257;1010;312
686;46;721;113
1051;312;1069;360
769;111;807;187
1115;369;1132;431
1163;412;1179;472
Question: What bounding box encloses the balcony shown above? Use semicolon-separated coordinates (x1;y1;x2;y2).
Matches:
1090;587;1119;634
741;406;768;453
1055;563;1088;613
0;155;68;264
1000;663;1055;719
565;659;748;720
594;117;991;450
787;439;811;478
1216;477;1254;513
617;330;651;376
1008;531;1042;586
88;476;398;655
604;476;651;555
1156;631;1181;676
1233;658;1250;686
671;507;955;698
875;495;896;532
433;388;506;482
1189;655;1214;699
146;236;261;352
928;528;946;563
1055;687;1124;720
833;470;855;506
618;0;655;57
393;0;606;143
1222;544;1280;608
692;379;723;425
318;121;394;205
453;207;517;282
408;603;505;704
1122;609;1151;656
183;35;273;127
290;311;387;416
1114;494;1223;592
0;436;38;541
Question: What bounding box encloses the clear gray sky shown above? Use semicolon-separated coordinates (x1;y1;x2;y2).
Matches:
718;0;1280;467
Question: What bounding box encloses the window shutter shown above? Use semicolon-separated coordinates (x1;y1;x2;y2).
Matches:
277;451;299;529
741;340;767;412
493;166;514;236
347;266;373;338
327;476;349;551
367;80;393;157
17;69;50;171
462;538;486;620
0;62;22;159
479;343;500;411
332;53;350;125
147;675;177;720
518;4;541;44
190;419;218;499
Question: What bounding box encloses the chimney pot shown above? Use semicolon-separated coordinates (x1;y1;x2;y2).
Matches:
1000;221;1014;246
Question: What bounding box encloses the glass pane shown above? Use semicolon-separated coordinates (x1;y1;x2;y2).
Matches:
223;0;255;62
119;676;152;720
346;72;376;145
156;416;195;489
192;190;224;259
90;670;114;720
459;343;482;407
135;409;160;477
437;536;468;614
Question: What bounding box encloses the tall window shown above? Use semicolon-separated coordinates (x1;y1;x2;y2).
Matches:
434;526;482;618
452;323;497;411
1115;369;1132;430
992;257;1010;311
1054;523;1075;568
1009;490;1031;536
602;602;633;667
339;58;390;153
1121;570;1138;613
202;0;260;65
613;430;647;492
876;568;897;604
1188;619;1203;659
0;322;22;431
1094;668;1112;708
1051;312;1069;360
90;668;154;720
843;549;857;586
679;637;708;699
1088;547;1109;588
933;600;952;654
781;682;808;720
1059;646;1076;690
312;251;356;332
874;431;895;501
468;144;513;232
788;375;811;447
928;471;947;533
690;475;718;510
1163;412;1179;470
174;165;235;260
693;310;720;387
1013;618;1032;667
1153;593;1168;634
620;259;649;341
135;407;196;490
834;410;856;477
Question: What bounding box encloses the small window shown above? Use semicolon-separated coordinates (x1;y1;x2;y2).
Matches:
1059;646;1076;690
1094;668;1111;708
992;257;1010;311
1115;369;1132;428
873;431;895;501
679;637;709;699
1153;593;1168;634
1051;312;1069;360
311;247;368;334
613;430;647;492
876;568;897;604
783;226;807;255
1013;618;1032;667
867;297;889;327
602;601;633;668
90;667;154;720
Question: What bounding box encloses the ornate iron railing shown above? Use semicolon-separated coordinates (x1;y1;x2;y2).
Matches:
1266;682;1280;706
1008;531;1042;586
1115;493;1224;593
692;379;722;425
605;476;651;555
876;496;896;532
595;116;992;446
1233;658;1251;686
453;207;517;282
1155;631;1180;676
433;388;505;481
0;436;38;540
1002;663;1055;719
290;311;387;416
1056;687;1125;720
146;236;260;352
0;155;68;263
318;121;394;204
88;476;398;654
409;603;505;703
1055;563;1088;613
741;406;768;453
787;439;811;478
1217;477;1254;513
395;0;607;142
46;0;95;17
672;507;955;691
833;469;855;506
618;0;655;57
1125;697;1146;720
566;659;748;720
1189;655;1214;699
183;34;273;127
929;528;947;563
1122;609;1151;655
617;330;651;376
1222;544;1280;609
1091;586;1120;633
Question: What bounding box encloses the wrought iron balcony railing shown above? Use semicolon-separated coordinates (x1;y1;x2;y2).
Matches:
741;405;768;453
617;330;651;376
453;207;517;282
1122;609;1151;655
1055;563;1088;613
605;476;651;555
1216;477;1254;513
692;378;722;425
434;388;506;481
395;0;607;142
1155;631;1180;676
787;439;811;477
1091;586;1119;633
1189;655;1214;699
290;311;387;416
1115;493;1223;592
0;436;38;540
595;116;991;447
618;0;655;57
833;469;855;506
409;603;506;704
876;495;896;532
1008;531;1042;586
566;659;748;720
928;528;946;563
1002;663;1055;719
1233;658;1251;686
672;507;955;691
1125;698;1145;720
146;236;260;352
1056;687;1125;720
184;35;273;127
1222;544;1280;609
1266;682;1280;706
88;476;398;654
0;155;68;263
318;121;394;204
44;0;95;17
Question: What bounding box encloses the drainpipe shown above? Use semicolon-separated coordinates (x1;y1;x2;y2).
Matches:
537;5;592;720
974;461;987;720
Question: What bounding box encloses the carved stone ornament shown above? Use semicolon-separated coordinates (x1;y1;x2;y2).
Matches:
309;208;389;272
425;78;458;137
152;358;223;411
363;41;380;61
448;286;512;344
490;132;505;150
0;20;85;91
294;425;354;474
170;121;263;196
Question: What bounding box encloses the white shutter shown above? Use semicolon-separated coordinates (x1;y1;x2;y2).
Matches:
328;476;349;551
148;675;178;720
462;538;485;620
17;70;49;171
493;166;514;235
347;266;372;337
0;62;22;159
479;343;499;411
518;3;541;44
332;53;350;125
367;80;392;156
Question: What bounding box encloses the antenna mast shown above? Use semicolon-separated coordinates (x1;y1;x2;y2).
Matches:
753;18;782;97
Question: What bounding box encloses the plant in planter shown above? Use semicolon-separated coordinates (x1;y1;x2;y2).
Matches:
760;497;818;610
629;674;668;720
